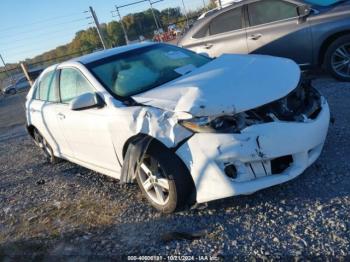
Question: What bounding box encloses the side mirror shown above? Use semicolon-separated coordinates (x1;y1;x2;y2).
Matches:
297;4;312;17
70;92;105;111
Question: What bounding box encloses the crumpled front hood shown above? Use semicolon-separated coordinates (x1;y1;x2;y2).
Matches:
132;54;301;117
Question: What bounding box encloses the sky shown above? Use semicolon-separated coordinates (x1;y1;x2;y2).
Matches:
0;0;209;64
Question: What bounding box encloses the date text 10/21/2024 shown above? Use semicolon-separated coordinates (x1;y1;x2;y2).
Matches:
127;255;220;261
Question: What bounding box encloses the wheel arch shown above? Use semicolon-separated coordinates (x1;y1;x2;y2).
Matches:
122;133;190;159
318;30;350;66
26;124;37;139
122;133;197;205
122;133;147;159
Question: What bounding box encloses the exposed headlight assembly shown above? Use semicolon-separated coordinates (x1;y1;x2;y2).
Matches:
179;115;243;133
179;82;323;133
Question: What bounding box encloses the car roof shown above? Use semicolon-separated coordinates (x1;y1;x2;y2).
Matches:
197;0;305;23
70;41;156;65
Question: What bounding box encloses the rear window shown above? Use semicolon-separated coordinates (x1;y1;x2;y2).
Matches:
209;7;243;35
33;70;58;102
193;25;209;39
248;0;298;26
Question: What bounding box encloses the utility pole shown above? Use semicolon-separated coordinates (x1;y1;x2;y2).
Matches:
218;0;223;9
114;6;130;45
114;0;163;42
89;6;108;50
181;0;189;28
148;0;160;32
0;54;15;84
202;0;207;9
20;63;33;87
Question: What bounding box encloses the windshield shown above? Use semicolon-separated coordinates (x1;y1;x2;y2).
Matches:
87;44;211;98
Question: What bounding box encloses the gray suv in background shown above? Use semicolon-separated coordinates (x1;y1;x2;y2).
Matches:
179;0;350;81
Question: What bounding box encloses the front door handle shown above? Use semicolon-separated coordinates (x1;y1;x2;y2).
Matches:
249;34;263;40
57;113;66;120
204;43;214;49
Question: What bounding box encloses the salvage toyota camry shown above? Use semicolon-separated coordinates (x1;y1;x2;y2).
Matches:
25;42;330;213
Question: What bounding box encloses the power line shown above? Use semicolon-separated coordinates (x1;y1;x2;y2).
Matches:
2;33;90;57
1;0;209;65
2;32;91;57
0;25;90;48
0;30;87;53
1;16;88;36
0;47;97;74
32;48;97;65
0;12;86;33
0;18;88;40
117;0;149;9
4;47;64;57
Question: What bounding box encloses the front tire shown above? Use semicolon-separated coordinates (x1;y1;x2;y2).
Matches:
135;141;195;213
325;35;350;82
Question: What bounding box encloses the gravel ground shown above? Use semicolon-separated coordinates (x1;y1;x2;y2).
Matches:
0;76;349;260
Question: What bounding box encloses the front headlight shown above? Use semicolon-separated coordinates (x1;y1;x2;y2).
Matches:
179;115;242;133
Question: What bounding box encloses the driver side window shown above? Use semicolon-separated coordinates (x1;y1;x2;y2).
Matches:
59;68;95;103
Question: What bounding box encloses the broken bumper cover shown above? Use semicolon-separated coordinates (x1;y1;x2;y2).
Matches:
175;98;330;203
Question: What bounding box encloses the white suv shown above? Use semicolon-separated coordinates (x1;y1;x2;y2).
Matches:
26;42;330;213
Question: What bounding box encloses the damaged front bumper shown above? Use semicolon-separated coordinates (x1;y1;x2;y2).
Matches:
175;96;330;203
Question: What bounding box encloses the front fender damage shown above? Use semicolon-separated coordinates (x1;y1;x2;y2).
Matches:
116;106;193;184
120;135;153;184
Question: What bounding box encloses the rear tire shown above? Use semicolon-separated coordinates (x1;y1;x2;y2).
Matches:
33;129;59;164
135;141;195;213
324;35;350;82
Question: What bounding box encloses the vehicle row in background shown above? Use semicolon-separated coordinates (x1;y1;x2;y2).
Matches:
179;0;350;81
2;68;43;95
153;24;182;42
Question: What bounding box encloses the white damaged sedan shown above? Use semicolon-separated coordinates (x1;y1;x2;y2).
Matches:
26;42;330;213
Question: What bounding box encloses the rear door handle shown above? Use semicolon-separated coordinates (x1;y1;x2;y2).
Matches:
30;109;39;113
57;113;66;120
249;34;262;40
204;43;213;49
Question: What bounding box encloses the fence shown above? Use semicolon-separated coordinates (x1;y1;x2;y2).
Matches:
0;48;98;90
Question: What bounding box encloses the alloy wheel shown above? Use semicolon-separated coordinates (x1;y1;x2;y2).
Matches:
331;44;350;78
139;156;170;206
